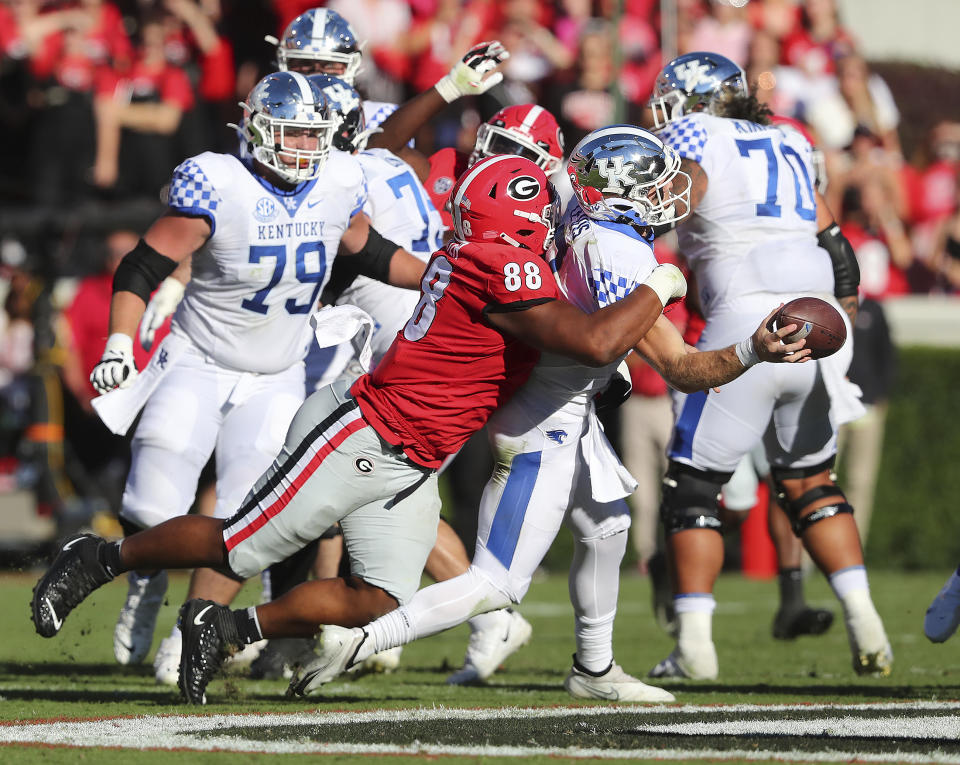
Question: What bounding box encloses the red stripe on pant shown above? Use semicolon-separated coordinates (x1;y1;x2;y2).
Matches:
224;417;366;549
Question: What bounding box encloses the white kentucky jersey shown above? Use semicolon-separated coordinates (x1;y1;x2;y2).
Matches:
168;151;367;374
658;112;833;316
526;202;660;417
357;148;443;257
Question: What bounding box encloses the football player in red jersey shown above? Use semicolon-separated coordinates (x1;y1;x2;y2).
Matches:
34;155;748;704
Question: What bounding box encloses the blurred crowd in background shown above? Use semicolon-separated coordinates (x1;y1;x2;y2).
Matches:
0;0;957;551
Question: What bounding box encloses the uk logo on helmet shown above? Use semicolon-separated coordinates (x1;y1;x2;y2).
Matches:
597;157;636;193
673;60;712;90
506;175;541;201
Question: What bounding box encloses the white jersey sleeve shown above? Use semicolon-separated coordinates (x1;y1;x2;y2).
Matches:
170;151;368;374
521;202;659;414
659;113;833;315
357;148;443;258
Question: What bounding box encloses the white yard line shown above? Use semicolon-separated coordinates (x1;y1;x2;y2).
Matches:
2;702;960;761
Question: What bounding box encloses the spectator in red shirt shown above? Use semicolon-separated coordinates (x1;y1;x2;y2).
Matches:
780;0;855;77
93;10;195;197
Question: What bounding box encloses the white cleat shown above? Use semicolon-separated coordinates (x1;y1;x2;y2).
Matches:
648;643;719;680
447;609;532;685
566;662;676;703
153;635;181;687
225;638;267;672
113;570;168;665
925;570;960;643
355;645;403;675
844;600;893;677
854;642;894;677
288;625;366;697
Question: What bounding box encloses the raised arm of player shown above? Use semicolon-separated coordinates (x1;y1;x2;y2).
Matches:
488;264;686;368
366;40;508;164
633;306;810;394
338;212;426;290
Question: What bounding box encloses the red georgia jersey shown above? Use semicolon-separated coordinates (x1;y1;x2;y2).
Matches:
425;147;469;229
351;239;559;468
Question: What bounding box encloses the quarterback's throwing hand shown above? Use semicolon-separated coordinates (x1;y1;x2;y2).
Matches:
435;41;510;103
91;334;139;394
752;305;812;364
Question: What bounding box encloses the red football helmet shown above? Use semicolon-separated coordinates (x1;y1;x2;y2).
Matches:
450;155;560;254
470;104;565;175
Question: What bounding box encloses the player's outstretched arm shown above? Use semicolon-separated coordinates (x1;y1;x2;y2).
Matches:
488;264;685;367
636;306;810;394
91;213;209;394
366;41;509;155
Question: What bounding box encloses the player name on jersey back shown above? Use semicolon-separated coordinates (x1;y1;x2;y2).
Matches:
659;112;833;314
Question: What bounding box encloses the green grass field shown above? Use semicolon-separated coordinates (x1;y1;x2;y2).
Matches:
2;568;959;763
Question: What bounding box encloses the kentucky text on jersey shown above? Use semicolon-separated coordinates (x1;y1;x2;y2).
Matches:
256;221;325;240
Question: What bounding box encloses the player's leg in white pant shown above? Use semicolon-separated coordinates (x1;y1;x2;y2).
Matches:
766;358;891;677
117;353;224;670
564;495;673;701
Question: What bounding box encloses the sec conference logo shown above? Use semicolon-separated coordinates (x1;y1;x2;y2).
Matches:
253;197;278;222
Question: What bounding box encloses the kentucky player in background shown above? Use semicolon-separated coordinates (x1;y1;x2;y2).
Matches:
93;71;425;683
32;155;705;705
646;52;891;680
287;127;814;702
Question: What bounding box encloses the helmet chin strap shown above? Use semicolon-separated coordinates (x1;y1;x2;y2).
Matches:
499;233;523;248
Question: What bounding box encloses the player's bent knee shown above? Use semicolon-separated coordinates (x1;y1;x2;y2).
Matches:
660;461;729;536
770;458;853;536
466;564;518;611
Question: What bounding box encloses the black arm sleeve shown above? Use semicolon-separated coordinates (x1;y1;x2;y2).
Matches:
321;255;363;305
112;239;178;303
350;227;402;284
817;223;860;299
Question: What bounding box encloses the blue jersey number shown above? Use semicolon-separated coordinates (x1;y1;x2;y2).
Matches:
735;137;816;222
387;171;440;253
241;241;327;315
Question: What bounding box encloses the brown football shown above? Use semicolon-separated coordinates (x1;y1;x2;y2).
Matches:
773;297;846;359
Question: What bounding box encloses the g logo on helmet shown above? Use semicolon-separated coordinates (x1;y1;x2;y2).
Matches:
507;175;541;201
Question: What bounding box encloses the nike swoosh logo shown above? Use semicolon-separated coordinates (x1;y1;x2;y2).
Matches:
502;626;511;643
62;536;85;551
307;199;324;208
589;684;619;700
193;605;214;626
45;598;62;631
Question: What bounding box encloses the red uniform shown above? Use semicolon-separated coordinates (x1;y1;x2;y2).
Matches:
424;147;469;229
352;239;558;469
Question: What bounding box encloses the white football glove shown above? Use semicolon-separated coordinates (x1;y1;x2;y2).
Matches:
643;264;687;309
90;333;138;395
139;276;185;351
434;41;510;104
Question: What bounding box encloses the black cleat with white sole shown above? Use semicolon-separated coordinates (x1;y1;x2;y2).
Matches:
178;599;241;704
31;534;115;638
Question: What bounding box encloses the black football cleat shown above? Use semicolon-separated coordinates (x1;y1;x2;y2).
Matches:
178;599;241;704
31;534;114;638
772;606;834;640
648;552;678;638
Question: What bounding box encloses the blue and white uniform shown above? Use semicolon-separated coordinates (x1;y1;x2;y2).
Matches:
122;150;368;528
471;202;654;601
659;112;861;474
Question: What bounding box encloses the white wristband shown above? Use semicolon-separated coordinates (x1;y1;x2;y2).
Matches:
434;77;461;104
105;333;134;354
734;337;760;368
642;264;686;308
